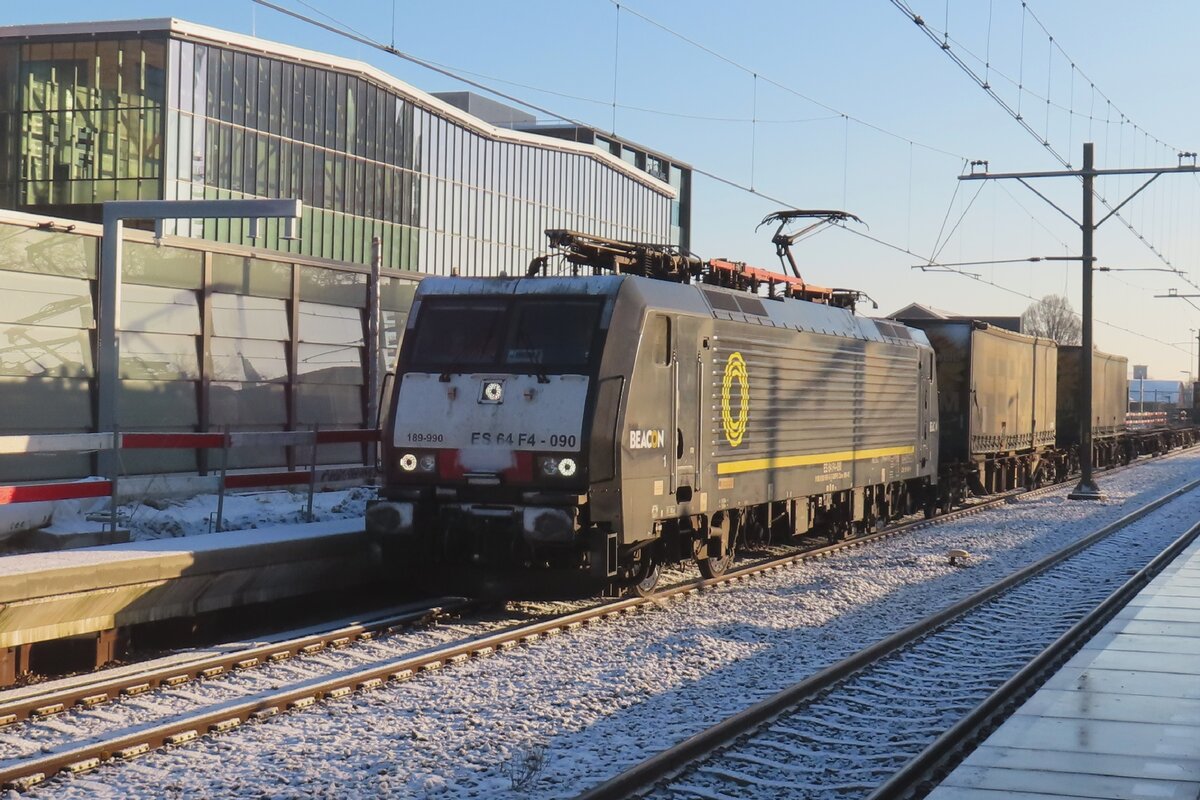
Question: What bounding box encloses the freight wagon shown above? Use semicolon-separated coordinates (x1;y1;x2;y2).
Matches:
1056;345;1131;470
895;318;1057;504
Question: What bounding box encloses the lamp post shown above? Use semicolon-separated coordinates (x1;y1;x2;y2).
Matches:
1193;328;1199;384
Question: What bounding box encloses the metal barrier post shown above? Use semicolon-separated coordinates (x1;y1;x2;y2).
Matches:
306;424;319;522
108;425;120;534
216;427;229;533
366;237;382;471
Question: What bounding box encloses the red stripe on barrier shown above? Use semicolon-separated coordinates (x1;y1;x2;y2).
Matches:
0;480;113;504
315;429;379;444
224;472;312;490
122;433;228;449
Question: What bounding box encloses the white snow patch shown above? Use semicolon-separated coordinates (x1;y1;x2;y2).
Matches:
117;486;374;542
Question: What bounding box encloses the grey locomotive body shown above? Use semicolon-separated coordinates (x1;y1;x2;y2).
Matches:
369;272;939;595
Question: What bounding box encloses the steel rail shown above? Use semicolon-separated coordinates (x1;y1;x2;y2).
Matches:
573;475;1200;800
0;598;468;728
0;487;1041;791
2;447;1190;790
870;515;1200;799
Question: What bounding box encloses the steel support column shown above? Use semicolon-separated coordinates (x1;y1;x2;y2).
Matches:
960;144;1200;501
1069;144;1103;499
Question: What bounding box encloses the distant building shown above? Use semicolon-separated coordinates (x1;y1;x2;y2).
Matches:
0;18;683;274
435;91;693;253
889;303;1022;333
1128;379;1185;407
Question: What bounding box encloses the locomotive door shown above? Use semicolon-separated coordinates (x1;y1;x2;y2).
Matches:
672;315;702;498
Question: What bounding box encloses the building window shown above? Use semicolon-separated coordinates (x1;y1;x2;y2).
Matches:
6;35;166;214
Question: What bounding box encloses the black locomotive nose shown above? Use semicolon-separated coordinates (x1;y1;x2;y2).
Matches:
367;503;400;531
366;501;413;537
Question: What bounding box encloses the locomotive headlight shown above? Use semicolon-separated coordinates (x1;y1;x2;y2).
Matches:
537;456;579;479
399;453;418;472
418;454;437;472
482;381;504;402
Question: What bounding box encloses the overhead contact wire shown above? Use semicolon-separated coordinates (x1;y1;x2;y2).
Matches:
889;0;1200;295
257;0;1193;349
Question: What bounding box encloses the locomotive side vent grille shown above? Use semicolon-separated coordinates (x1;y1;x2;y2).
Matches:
733;295;767;316
703;289;741;313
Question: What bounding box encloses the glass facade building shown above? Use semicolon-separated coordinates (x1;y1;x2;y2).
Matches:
0;18;682;274
515;124;691;252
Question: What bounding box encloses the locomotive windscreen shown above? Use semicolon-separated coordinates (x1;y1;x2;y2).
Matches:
410;296;603;372
410;299;508;368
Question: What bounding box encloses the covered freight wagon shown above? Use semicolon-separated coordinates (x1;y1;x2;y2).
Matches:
897;318;1056;498
1057;346;1131;466
1056;346;1128;443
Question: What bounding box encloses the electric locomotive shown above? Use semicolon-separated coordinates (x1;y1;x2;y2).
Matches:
368;214;941;597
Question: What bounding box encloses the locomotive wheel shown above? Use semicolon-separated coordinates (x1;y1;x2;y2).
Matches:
630;557;662;597
742;513;770;549
696;512;735;578
697;551;732;579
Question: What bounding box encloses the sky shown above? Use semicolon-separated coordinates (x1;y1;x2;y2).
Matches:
6;1;1200;379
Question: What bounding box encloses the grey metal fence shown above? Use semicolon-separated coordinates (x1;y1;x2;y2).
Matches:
0;207;419;482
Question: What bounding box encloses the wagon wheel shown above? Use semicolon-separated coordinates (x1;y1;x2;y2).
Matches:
825;520;851;544
698;550;733;579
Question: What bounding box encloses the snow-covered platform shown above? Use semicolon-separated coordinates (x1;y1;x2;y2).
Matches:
0;520;379;675
927;532;1200;799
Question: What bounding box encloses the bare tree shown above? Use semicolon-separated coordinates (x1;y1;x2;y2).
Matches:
1021;294;1081;344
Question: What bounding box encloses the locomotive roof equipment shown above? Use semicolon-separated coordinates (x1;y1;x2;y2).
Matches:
528;209;873;310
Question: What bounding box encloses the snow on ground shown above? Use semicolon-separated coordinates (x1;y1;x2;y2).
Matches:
116;486;374;542
22;449;1200;799
5;486;372;550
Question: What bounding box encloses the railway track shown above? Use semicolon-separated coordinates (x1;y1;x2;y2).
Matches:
575;476;1200;800
0;448;1189;791
0;598;468;728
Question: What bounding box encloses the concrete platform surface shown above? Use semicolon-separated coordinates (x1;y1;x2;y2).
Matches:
927;535;1200;800
0;520;378;647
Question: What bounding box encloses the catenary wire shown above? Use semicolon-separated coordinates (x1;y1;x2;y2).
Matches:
254;0;1193;353
889;0;1200;295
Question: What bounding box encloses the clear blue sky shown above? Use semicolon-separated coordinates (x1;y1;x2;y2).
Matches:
7;1;1200;378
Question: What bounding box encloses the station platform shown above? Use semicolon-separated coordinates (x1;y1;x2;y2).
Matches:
927;534;1200;799
0;520;379;682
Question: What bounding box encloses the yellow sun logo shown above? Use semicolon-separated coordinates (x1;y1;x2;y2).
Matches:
721;351;750;448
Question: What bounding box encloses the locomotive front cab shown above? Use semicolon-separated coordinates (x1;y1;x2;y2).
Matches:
368;278;617;594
